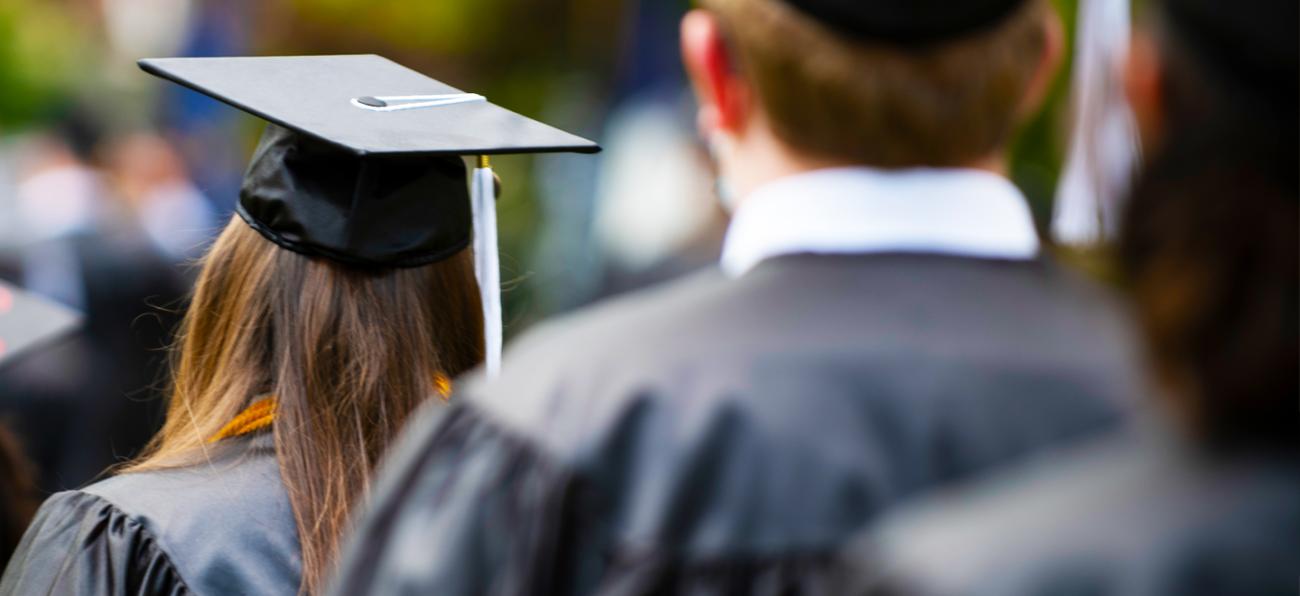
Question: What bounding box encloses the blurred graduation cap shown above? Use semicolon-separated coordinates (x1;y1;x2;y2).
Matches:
781;0;1027;43
139;55;600;376
0;281;82;368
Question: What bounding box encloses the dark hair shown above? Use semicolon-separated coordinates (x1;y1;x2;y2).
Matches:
51;104;105;163
1118;10;1297;448
0;424;37;564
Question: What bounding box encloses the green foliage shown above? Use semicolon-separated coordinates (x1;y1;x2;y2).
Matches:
279;0;511;54
1008;0;1079;231
0;0;92;130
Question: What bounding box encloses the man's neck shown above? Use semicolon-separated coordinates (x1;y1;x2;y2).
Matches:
725;133;1008;210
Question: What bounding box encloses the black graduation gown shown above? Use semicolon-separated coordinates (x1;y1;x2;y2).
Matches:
0;432;300;595
837;428;1300;595
331;253;1143;595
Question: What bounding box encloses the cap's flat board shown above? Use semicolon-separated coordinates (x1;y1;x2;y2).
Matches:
139;55;599;156
0;281;83;368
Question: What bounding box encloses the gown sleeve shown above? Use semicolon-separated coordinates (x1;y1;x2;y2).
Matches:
0;490;190;595
331;402;850;596
330;402;591;596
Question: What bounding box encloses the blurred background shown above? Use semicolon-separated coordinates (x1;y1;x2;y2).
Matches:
0;0;1085;492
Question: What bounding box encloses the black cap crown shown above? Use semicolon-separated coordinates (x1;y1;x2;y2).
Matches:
140;55;599;267
782;0;1027;43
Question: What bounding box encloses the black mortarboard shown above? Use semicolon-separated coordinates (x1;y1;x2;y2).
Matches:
0;281;82;368
140;54;601;375
139;54;598;268
780;0;1027;43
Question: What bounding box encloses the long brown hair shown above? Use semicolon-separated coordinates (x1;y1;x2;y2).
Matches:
126;217;483;593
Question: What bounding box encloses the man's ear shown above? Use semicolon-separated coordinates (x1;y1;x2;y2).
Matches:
1019;6;1065;119
681;10;750;139
1124;29;1164;150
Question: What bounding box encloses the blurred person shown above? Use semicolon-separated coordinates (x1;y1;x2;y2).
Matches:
560;0;723;307
0;112;185;491
834;0;1298;594
591;93;726;298
1;54;596;595
157;0;252;216
0;425;36;567
0;279;80;567
330;0;1144;593
105;132;216;263
13;119;110;311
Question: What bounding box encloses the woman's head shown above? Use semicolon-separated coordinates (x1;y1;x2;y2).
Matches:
1121;0;1297;449
131;216;483;592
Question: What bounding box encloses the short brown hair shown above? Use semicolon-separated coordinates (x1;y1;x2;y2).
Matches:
703;0;1049;167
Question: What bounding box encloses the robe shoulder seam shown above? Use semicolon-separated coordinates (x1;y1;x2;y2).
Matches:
64;489;195;594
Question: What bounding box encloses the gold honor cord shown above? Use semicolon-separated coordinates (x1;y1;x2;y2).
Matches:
209;397;275;442
208;374;454;442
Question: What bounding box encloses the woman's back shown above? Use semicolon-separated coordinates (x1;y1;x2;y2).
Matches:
0;54;598;595
0;153;484;594
2;432;299;595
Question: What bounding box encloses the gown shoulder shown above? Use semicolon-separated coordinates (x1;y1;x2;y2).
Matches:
1;433;300;595
837;431;1300;595
1;489;190;595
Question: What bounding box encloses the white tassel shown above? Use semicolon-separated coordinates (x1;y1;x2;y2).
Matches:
470;158;502;377
1053;0;1140;246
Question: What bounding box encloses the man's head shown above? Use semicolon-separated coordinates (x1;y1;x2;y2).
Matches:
681;0;1062;199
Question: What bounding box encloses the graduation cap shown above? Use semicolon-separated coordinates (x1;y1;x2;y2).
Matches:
139;55;600;376
0;280;82;368
780;0;1028;43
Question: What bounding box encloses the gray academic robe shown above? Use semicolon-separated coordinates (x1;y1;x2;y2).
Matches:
838;427;1300;595
0;432;301;595
332;253;1142;595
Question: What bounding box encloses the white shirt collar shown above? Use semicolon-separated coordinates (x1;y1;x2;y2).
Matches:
720;167;1040;277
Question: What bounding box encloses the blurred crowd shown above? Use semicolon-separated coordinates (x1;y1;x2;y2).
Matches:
0;113;205;490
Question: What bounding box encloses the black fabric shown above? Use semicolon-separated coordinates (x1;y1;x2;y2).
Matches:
332;254;1142;595
1160;0;1298;114
137;55;601;156
137;54;600;267
330;404;586;595
334;403;849;596
780;0;1026;44
0;433;300;595
0;491;190;595
237;124;472;267
838;430;1300;596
